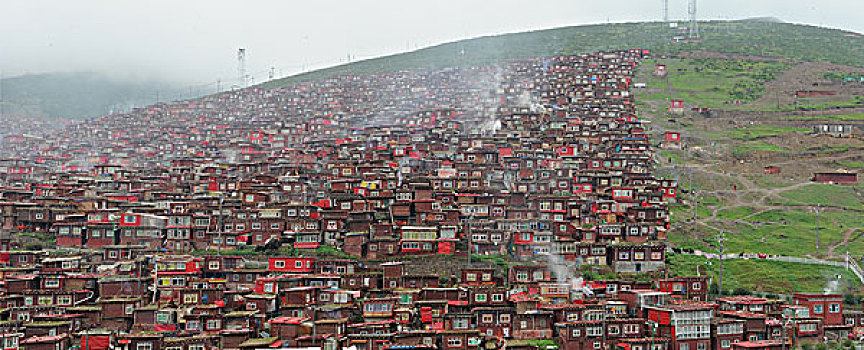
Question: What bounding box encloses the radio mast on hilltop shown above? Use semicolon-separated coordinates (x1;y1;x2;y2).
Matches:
662;0;669;23
688;0;699;39
237;48;248;88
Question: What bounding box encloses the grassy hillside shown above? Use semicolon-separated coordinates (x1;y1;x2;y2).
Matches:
633;49;864;296
263;20;864;87
640;58;794;108
667;253;860;294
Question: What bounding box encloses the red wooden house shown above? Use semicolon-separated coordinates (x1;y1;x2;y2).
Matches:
267;257;315;274
812;173;857;184
512;311;554;339
793;293;844;326
656;276;709;302
664;132;680;143
646;304;713;350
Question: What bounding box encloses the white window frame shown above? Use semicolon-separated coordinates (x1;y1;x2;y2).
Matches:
45;279;60;288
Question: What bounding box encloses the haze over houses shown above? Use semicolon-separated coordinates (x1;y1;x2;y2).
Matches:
0;49;854;350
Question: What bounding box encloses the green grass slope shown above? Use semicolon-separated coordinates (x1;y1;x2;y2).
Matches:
263;20;864;88
668;253;861;294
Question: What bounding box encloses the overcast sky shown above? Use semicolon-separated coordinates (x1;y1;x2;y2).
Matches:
0;0;860;87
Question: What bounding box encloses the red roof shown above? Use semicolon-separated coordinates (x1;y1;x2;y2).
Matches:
349;320;395;327
269;316;310;325
294;242;321;249
33;313;83;318
732;340;788;348
717;310;768;319
22;334;68;344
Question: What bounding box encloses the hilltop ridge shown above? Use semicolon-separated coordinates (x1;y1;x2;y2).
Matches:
263;20;864;88
2;20;861;120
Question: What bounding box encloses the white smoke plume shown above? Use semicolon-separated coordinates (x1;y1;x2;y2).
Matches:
824;274;842;294
544;245;573;284
545;242;593;297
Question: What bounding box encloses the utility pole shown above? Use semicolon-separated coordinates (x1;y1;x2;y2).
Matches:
690;168;697;222
718;231;725;295
692;190;699;221
814;204;822;256
712;142;717;166
775;91;781;110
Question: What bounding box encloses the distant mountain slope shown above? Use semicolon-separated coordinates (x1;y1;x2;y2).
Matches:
263;20;864;88
0;72;183;120
3;20;862;120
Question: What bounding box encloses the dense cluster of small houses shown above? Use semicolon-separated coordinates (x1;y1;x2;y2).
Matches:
0;49;857;350
0;252;862;350
0;116;72;145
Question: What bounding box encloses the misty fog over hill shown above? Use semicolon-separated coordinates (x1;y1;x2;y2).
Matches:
0;72;191;120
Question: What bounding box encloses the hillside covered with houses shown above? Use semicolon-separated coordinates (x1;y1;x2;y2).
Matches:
0;48;857;350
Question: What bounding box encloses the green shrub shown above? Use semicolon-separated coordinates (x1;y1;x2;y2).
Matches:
732;287;751;296
24;243;43;250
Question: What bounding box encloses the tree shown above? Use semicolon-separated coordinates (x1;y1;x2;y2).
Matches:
709;282;720;295
843;293;857;306
732;287;751;296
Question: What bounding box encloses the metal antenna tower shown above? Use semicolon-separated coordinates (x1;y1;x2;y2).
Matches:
662;0;669;23
237;48;248;88
688;0;699;39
